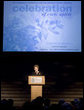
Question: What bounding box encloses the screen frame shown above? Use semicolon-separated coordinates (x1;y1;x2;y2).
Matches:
0;0;83;54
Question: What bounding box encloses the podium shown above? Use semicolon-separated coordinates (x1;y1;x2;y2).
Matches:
28;76;45;101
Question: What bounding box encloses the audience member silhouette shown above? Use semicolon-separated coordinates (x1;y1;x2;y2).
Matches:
1;97;83;110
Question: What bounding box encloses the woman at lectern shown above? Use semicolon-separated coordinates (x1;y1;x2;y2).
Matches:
32;65;42;76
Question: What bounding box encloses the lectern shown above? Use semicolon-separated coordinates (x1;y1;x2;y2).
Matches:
28;76;45;101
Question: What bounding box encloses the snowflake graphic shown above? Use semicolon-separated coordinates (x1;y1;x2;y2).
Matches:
3;17;64;51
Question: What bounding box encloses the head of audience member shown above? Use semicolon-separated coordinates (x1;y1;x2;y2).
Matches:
58;99;65;105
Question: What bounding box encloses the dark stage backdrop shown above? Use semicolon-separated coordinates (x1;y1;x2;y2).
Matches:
0;52;83;82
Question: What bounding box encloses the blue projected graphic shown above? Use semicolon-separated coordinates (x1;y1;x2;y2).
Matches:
3;1;81;52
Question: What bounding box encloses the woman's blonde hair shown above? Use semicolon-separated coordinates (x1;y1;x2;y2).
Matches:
34;65;39;69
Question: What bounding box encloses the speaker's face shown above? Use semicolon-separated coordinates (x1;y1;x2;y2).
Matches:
34;67;39;72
